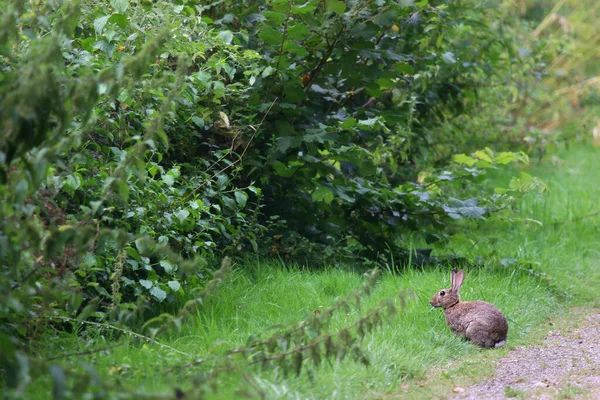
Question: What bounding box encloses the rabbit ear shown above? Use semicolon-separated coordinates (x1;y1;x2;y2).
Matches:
452;269;465;292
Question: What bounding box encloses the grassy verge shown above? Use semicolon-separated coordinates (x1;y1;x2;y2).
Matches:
25;144;600;399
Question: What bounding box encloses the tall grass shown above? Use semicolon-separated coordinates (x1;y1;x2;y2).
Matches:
28;264;555;399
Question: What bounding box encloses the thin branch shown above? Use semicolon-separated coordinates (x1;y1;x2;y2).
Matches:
10;259;44;291
47;342;127;361
225;269;380;357
303;28;345;94
38;316;192;357
248;290;406;365
276;4;293;71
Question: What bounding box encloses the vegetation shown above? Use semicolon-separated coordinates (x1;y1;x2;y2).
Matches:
1;0;599;398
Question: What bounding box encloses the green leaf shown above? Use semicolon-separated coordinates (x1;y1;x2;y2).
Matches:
248;186;262;196
326;0;346;14
276;136;300;152
168;281;181;292
175;209;190;223
494;152;516;165
192;116;204;128
341;118;357;129
150;286;167;302
273;161;298;178
312;187;334;204
258;27;284;46
453;154;476;167
234;191;248;208
93;40;115;57
473;148;494;163
216;174;229;190
395;62;414;74
93;15;110;35
160;260;174;273
442;52;456;64
108;14;128;28
288;24;310;40
261;66;275;78
218;30;234;44
135;237;151;254
139;279;153;289
50;365;66;400
358;117;380;128
162;174;175;186
110;0;130;14
263;11;285;25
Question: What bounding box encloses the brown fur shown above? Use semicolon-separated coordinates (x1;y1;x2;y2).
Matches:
430;270;508;348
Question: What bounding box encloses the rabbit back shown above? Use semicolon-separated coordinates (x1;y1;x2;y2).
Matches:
444;300;508;348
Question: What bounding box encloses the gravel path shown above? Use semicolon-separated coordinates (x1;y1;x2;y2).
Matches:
453;308;600;399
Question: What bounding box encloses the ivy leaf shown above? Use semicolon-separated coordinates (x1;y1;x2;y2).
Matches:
312;187;334;204
150;286;167;302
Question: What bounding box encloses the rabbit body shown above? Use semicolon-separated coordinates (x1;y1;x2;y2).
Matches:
443;300;508;348
430;270;508;348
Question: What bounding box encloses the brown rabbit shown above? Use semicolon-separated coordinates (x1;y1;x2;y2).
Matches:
430;269;508;348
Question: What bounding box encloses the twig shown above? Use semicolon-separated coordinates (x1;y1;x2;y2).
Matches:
553;210;600;226
47;342;127;361
249;289;406;365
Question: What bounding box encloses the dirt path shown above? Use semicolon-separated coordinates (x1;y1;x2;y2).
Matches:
453;308;600;399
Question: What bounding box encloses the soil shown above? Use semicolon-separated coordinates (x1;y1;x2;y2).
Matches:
453;308;600;399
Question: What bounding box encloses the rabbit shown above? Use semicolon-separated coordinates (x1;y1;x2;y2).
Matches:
430;269;508;348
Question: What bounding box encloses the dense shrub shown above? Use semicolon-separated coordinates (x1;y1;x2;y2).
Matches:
0;0;559;396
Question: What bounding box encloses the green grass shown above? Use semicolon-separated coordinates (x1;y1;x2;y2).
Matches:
24;145;600;399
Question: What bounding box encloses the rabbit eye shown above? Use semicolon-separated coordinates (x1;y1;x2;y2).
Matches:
440;290;446;296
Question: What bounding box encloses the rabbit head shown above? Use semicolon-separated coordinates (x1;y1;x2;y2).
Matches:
429;269;464;309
